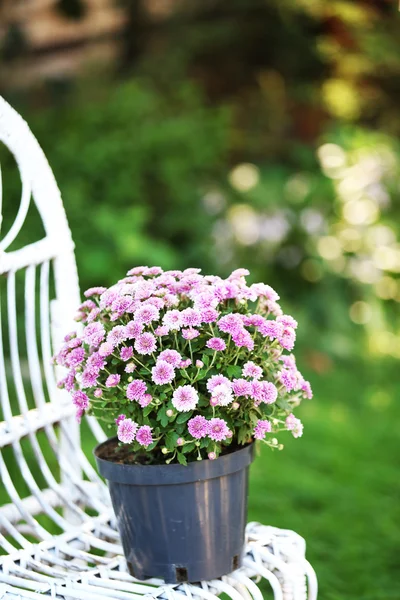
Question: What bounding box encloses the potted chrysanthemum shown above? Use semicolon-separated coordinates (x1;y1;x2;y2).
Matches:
55;267;312;583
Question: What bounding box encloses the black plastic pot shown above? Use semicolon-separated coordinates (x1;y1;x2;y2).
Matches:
94;439;254;583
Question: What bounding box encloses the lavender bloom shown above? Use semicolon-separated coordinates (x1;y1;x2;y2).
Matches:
134;332;157;355
217;313;243;335
232;378;252;397
242;361;263;380
125;320;144;339
208;418;230;442
105;374;121;388
154;325;169;336
135;304;160;325
158;349;182;367
286;413;303;438
98;342;114;357
211;383;233;406
188;416;209;439
82;322;105;347
232;328;254;350
253;419;272;440
72;391;89;410
65;347;85;368
84;286;107;297
152;360;175;385
181;308;202;328
258;320;284;340
163;310;182;331
172;385;199;412
125;362;137;373
136;425;153;447
182;328;199;340
120;346;133;361
126;380;147;401
107;325;128;347
139;393;152;408
115;414;126;425
207;374;231;393
206;337;226;351
117;418;138;443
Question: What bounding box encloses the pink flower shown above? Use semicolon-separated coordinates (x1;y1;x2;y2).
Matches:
250;283;279;302
72;390;89;410
163;310;182;331
179;358;192;368
135;304;160;324
134;333;157;355
259;381;278;404
98;341;114;357
93;388;103;398
120;346;133;361
196;360;204;368
278;327;296;351
232;328;254;350
301;380;313;399
181;308;202;327
82;322;105;347
115;414;126;425
158;349;182;366
127;379;147;401
277;314;298;330
125;320;144;339
65;347;85;368
107;325;128;347
154;325;169;336
105;374;120;388
200;308;219;323
139;393;152;408
188;415;209;439
208;418;230;441
243;361;263;380
217;313;243;335
81;369;98;388
125;362;136;373
232;378;252;397
279;369;298;392
136;425;153;447
182;328;199;340
208;451;217;460
286;413;303;438
84;286;107;297
242;314;265;327
211;383;233;406
172;385;199;412
117;418;138;443
87;308;101;323
253;419;272;440
258;320;284;340
207;374;231;393
206;337;226;351
152;360;175;385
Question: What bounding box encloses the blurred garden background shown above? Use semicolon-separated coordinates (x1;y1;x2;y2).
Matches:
1;1;400;598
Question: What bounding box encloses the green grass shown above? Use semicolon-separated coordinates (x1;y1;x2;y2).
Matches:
249;355;400;600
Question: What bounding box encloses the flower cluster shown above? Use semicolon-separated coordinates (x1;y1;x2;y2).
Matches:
54;267;312;464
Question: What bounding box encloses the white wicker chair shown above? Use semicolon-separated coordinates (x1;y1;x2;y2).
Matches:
0;96;318;600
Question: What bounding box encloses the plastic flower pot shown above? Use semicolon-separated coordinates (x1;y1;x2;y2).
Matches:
94;439;254;583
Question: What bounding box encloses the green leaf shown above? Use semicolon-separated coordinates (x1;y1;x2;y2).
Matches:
181;442;196;454
176;452;187;466
143;405;153;417
176;412;192;424
227;365;242;378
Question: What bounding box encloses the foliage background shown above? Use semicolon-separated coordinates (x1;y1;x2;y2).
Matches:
1;1;400;598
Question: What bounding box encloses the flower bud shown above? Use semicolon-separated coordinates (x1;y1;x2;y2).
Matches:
177;437;184;446
128;376;133;383
166;409;174;417
232;402;240;410
227;431;233;438
195;441;201;447
196;360;204;369
208;452;217;460
161;447;169;454
210;397;218;407
272;438;278;445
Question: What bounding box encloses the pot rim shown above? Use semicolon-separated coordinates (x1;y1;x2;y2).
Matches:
94;437;255;485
